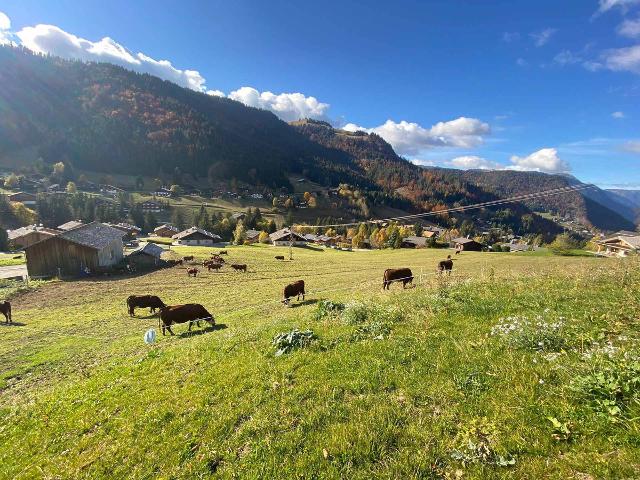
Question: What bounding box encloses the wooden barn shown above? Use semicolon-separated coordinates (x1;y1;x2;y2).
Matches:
154;224;179;238
594;232;640;257
25;222;126;278
172;227;222;246
127;242;164;269
8;225;60;249
452;237;484;252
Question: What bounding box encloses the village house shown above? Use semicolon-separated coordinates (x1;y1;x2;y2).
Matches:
269;228;307;246
231;212;246;222
172;227;222;246
5;191;37;207
594;231;640;257
24;222;126;278
245;229;262;244
127;242;165;269
452;237;484;252
57;220;84;231
401;236;428;249
7;225;60;249
153;224;179;238
141;200;164;212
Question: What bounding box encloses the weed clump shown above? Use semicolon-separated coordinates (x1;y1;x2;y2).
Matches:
491;311;569;352
450;420;516;467
571;350;640;420
312;300;345;321
272;329;317;356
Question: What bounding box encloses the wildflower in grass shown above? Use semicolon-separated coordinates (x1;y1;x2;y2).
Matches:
491;313;569;352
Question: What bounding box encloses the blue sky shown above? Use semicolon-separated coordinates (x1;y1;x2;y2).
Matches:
1;0;639;188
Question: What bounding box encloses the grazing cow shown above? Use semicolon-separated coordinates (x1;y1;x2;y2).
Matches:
438;255;454;275
165;259;183;267
231;264;247;272
187;267;199;277
127;295;166;316
183;255;194;262
455;250;461;255
274;255;285;260
159;304;214;335
207;263;223;272
382;268;413;290
282;280;305;306
218;250;228;255
0;301;11;323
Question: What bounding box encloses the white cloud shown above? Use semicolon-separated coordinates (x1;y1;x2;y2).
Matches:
502;32;520;43
601;44;640;74
343;117;490;156
16;24;208;91
617;16;640;37
530;28;557;47
227;87;330;122
596;0;640;15
0;11;11;45
206;90;225;97
553;50;583;66
623;140;640;153
509;148;570;173
612;111;626;118
449;156;502;170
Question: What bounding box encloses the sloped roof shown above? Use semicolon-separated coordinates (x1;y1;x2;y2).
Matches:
128;242;164;258
154;224;178;233
452;237;481;244
58;220;84;231
245;229;261;239
269;228;306;242
107;222;142;233
402;236;427;247
172;226;221;240
57;222;127;249
8;225;59;240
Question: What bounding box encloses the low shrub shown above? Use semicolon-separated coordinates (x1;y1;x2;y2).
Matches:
272;329;317;356
312;300;345;321
349;321;391;342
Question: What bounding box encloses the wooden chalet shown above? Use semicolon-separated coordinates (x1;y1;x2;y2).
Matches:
269;228;307;246
245;229;262;244
6;191;37;206
594;231;640;257
401;236;428;248
172;227;222;246
25;222;126;278
153;224;179;238
452;237;484;252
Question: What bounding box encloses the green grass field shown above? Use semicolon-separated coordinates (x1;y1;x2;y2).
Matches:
0;246;638;479
0;253;25;267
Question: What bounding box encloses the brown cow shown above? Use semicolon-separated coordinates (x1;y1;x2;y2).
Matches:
383;268;413;290
127;295;165;316
438;255;454;275
165;259;183;267
159;304;215;335
218;250;228;255
0;301;11;323
231;264;247;272
274;255;285;260
282;280;305;306
183;255;195;262
187;267;199;277
211;255;225;264
207;263;223;272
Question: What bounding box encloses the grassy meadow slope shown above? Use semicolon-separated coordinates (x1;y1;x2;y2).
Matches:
0;246;639;478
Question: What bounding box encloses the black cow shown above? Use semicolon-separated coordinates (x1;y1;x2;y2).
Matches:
159;304;214;335
282;280;305;306
438;255;454;275
0;301;12;323
127;295;166;316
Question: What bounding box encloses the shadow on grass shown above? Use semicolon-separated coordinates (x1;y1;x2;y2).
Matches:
177;323;228;338
0;321;26;327
288;299;319;308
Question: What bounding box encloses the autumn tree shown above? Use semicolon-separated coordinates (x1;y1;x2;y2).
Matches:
66;181;77;194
